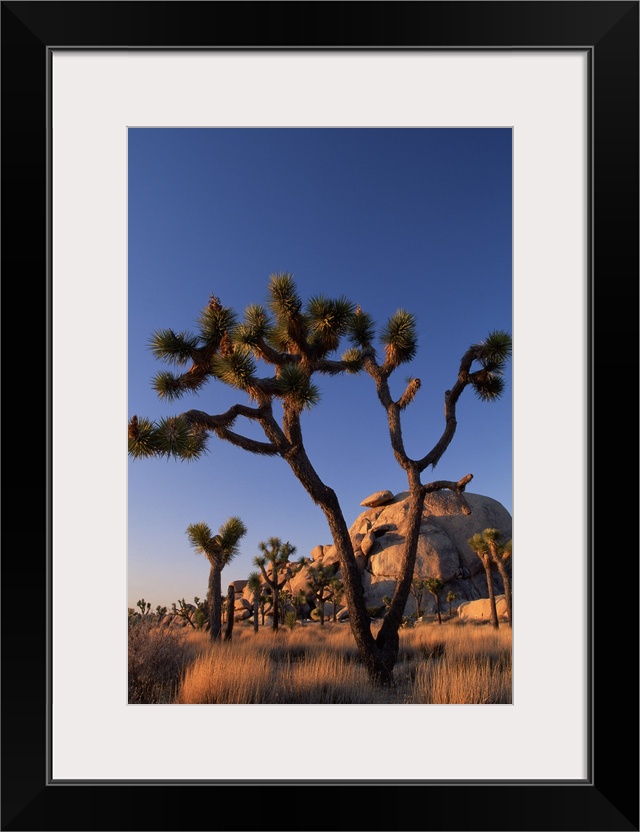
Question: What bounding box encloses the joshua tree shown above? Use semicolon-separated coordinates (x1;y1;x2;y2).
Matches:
171;597;197;628
253;537;297;632
446;590;457;617
129;274;510;684
258;586;272;626
468;532;500;629
246;571;262;633
155;605;168;618
192;596;208;629
306;563;340;626
481;528;513;627
185;516;248;641
293;591;308;622
136;599;151;616
224;583;235;642
409;577;428;620
424;577;445;624
330;577;345;622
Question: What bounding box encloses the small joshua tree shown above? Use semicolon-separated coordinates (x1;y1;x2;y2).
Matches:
186;516;248;641
223;583;235;642
446;591;457;617
425;577;445;624
330;577;345;622
171;598;197;628
477;528;512;627
137;599;151;616
409;577;428;620
246;571;262;633
253;537;298;633
258;586;273;626
468;532;500;629
306;563;340;626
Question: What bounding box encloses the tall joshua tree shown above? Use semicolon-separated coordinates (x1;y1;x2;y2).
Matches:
129;274;510;684
246;570;262;633
468;532;500;629
253;537;297;633
185;516;247;641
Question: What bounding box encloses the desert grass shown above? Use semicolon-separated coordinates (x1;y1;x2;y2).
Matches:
128;617;209;703
169;619;512;705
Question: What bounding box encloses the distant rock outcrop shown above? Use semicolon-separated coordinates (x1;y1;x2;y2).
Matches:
291;489;512;617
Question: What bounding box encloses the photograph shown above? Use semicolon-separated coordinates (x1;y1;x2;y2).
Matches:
2;0;637;830
126;126;514;706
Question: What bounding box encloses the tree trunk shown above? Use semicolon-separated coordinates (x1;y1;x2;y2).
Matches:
435;595;442;625
253;592;259;633
496;560;512;628
208;562;222;641
272;580;279;632
224;584;235;642
283;446;412;685
483;557;499;629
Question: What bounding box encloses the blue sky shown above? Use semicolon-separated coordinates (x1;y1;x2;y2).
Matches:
127;127;512;611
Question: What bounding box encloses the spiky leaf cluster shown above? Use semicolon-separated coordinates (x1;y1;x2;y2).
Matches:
348;307;376;348
186;516;247;564
267;273;303;319
480;330;512;368
468;532;491;558
210;345;257;390
197;295;238;348
128;415;208;460
128;415;157;458
153;416;207;459
306;294;356;354
472;372;506;402
380;309;418;368
148;329;200;365
340;347;365;374
276;364;320;410
234;304;273;347
424;577;445;595
471;330;511;401
152;370;198;400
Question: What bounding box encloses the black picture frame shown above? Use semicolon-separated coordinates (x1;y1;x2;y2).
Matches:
2;2;638;830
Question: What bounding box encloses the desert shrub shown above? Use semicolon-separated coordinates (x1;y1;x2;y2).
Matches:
284;611;297;630
128;617;190;703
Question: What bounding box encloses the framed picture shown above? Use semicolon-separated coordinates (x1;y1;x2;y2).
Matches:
2;2;637;830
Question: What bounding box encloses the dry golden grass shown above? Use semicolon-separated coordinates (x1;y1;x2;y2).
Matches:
168;619;512;705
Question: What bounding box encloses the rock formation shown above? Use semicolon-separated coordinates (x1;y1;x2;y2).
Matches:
274;488;512;619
